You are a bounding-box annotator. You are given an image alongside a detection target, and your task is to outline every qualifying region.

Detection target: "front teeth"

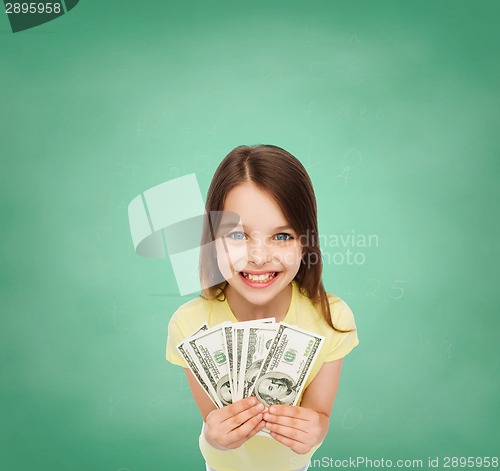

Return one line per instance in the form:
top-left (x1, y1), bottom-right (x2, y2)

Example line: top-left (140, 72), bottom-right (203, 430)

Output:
top-left (241, 272), bottom-right (277, 282)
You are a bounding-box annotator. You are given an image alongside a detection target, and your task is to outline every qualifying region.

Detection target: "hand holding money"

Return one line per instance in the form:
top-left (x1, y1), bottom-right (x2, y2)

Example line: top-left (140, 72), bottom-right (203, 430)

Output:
top-left (204, 397), bottom-right (266, 450)
top-left (263, 405), bottom-right (324, 454)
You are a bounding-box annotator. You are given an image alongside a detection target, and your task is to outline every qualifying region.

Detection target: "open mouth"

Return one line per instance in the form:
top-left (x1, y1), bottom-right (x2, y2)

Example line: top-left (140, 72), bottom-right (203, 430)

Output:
top-left (239, 272), bottom-right (278, 283)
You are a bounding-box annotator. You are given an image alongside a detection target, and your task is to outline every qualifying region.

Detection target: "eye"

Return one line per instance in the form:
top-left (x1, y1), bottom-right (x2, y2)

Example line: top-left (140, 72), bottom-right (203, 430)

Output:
top-left (226, 231), bottom-right (246, 240)
top-left (275, 233), bottom-right (294, 241)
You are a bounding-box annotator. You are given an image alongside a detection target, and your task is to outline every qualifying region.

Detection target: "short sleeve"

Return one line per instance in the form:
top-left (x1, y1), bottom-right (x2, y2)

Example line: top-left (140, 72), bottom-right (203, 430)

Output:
top-left (324, 296), bottom-right (359, 362)
top-left (166, 312), bottom-right (189, 368)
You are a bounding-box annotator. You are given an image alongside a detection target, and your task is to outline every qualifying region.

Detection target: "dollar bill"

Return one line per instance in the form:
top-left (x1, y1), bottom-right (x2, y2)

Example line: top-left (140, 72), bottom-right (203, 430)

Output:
top-left (251, 322), bottom-right (324, 407)
top-left (221, 325), bottom-right (234, 401)
top-left (176, 323), bottom-right (223, 408)
top-left (232, 326), bottom-right (245, 400)
top-left (241, 323), bottom-right (279, 398)
top-left (233, 318), bottom-right (276, 401)
top-left (188, 322), bottom-right (233, 406)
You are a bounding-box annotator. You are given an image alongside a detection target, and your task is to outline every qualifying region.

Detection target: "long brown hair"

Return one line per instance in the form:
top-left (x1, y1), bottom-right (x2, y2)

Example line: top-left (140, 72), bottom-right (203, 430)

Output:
top-left (199, 144), bottom-right (350, 332)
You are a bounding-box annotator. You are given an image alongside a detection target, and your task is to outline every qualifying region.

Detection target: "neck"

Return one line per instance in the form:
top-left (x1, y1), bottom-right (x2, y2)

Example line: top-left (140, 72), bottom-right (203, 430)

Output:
top-left (225, 283), bottom-right (292, 323)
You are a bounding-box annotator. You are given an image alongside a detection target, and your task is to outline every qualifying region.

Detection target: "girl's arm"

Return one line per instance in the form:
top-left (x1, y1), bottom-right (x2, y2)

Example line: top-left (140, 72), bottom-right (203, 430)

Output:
top-left (262, 358), bottom-right (344, 454)
top-left (184, 369), bottom-right (266, 449)
top-left (184, 368), bottom-right (218, 420)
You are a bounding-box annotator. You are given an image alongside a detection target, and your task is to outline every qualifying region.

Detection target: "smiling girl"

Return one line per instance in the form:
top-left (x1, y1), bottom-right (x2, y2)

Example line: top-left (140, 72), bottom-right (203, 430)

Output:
top-left (166, 144), bottom-right (359, 471)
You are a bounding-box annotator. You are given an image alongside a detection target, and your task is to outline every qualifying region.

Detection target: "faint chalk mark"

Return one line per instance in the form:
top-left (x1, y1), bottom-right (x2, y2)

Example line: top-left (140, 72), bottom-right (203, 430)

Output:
top-left (109, 395), bottom-right (129, 418)
top-left (341, 407), bottom-right (362, 430)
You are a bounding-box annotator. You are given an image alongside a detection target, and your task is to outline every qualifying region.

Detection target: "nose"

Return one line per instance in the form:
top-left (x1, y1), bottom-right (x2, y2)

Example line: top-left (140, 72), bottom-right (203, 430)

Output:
top-left (248, 239), bottom-right (272, 266)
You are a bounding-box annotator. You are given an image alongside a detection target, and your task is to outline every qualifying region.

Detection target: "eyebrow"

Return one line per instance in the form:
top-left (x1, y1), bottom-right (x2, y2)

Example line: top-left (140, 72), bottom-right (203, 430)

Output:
top-left (217, 223), bottom-right (242, 231)
top-left (274, 225), bottom-right (293, 231)
top-left (217, 223), bottom-right (293, 232)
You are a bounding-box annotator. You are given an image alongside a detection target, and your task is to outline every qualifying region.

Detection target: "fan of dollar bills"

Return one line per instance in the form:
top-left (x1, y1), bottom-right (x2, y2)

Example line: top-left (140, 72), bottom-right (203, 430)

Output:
top-left (177, 319), bottom-right (325, 409)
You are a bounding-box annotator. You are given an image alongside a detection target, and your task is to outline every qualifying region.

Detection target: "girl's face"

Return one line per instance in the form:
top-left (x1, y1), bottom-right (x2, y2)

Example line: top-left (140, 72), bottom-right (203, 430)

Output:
top-left (215, 182), bottom-right (303, 310)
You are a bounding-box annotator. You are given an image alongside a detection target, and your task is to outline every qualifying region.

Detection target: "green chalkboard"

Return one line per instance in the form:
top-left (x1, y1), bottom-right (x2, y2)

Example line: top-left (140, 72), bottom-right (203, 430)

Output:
top-left (1, 1), bottom-right (498, 470)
